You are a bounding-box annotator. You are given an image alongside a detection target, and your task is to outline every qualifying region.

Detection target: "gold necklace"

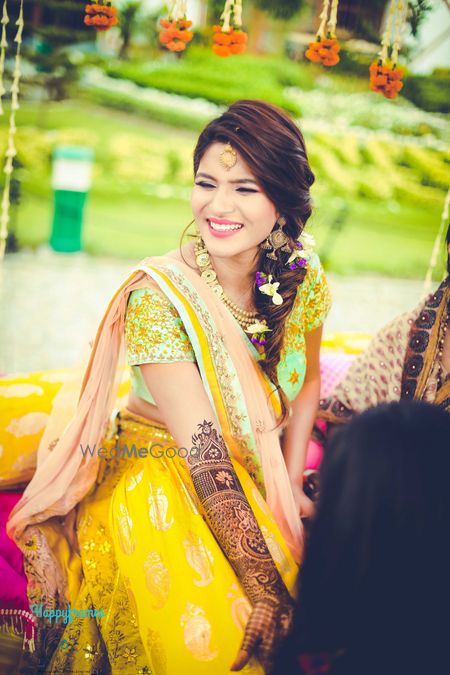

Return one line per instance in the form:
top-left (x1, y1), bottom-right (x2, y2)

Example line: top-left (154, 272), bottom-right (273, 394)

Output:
top-left (194, 239), bottom-right (262, 331)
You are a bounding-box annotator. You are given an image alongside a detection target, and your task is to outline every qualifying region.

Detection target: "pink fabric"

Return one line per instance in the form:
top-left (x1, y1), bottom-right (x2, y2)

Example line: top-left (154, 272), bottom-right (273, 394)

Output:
top-left (7, 257), bottom-right (303, 570)
top-left (0, 492), bottom-right (27, 611)
top-left (305, 353), bottom-right (354, 470)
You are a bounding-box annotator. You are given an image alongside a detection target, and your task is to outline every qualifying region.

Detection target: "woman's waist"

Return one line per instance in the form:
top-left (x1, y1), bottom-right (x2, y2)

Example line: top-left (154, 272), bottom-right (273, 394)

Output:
top-left (105, 406), bottom-right (175, 449)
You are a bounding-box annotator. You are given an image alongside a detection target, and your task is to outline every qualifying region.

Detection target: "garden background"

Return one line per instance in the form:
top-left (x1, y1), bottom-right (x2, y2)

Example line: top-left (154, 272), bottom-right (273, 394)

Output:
top-left (0, 0), bottom-right (449, 372)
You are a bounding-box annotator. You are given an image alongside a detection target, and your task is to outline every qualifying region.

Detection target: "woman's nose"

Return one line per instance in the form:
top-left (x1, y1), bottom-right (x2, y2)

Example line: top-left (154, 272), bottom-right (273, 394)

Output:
top-left (209, 186), bottom-right (234, 215)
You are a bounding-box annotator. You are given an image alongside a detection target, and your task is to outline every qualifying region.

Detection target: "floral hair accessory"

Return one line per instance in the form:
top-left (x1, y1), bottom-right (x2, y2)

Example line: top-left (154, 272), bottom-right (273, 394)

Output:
top-left (245, 320), bottom-right (272, 351)
top-left (255, 272), bottom-right (283, 305)
top-left (287, 232), bottom-right (315, 270)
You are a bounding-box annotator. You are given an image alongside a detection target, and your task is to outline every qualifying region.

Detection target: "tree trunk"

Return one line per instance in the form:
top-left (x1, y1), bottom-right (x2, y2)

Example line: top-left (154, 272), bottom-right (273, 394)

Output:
top-left (247, 6), bottom-right (268, 54)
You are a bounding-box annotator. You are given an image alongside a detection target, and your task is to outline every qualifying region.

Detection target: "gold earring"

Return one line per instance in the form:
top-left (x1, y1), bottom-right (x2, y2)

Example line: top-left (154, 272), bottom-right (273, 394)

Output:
top-left (192, 221), bottom-right (202, 243)
top-left (260, 217), bottom-right (291, 260)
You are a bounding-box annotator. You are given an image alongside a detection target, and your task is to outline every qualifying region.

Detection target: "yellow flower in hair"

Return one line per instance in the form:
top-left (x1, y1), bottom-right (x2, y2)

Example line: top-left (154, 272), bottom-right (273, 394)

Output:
top-left (258, 275), bottom-right (283, 305)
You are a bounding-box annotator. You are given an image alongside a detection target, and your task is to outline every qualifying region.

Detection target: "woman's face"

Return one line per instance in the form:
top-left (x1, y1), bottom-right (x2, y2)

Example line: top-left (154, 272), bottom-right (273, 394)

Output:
top-left (191, 142), bottom-right (278, 260)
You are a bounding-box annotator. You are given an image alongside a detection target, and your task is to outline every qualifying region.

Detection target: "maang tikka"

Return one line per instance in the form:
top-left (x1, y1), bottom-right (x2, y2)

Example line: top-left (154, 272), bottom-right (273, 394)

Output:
top-left (260, 216), bottom-right (292, 260)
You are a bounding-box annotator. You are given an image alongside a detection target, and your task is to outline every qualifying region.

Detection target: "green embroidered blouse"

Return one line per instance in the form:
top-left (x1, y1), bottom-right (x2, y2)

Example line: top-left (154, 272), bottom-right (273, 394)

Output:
top-left (125, 252), bottom-right (331, 404)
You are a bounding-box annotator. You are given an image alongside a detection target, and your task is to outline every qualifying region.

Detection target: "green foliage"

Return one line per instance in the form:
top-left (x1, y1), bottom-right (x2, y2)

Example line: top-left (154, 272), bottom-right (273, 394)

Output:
top-left (79, 87), bottom-right (208, 131)
top-left (1, 101), bottom-right (447, 278)
top-left (407, 0), bottom-right (433, 38)
top-left (403, 73), bottom-right (450, 113)
top-left (118, 1), bottom-right (142, 59)
top-left (335, 46), bottom-right (376, 78)
top-left (253, 0), bottom-right (306, 20)
top-left (103, 48), bottom-right (311, 114)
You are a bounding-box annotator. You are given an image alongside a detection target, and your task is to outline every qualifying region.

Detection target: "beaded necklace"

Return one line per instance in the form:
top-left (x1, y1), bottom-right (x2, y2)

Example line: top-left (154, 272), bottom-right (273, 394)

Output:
top-left (194, 239), bottom-right (267, 333)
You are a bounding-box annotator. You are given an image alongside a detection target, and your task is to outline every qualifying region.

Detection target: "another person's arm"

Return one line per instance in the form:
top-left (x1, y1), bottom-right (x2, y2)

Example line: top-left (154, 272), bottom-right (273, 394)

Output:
top-left (139, 359), bottom-right (294, 671)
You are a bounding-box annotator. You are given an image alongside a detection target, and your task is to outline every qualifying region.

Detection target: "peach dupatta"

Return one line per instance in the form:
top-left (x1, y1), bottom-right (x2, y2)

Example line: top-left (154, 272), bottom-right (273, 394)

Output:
top-left (7, 256), bottom-right (302, 605)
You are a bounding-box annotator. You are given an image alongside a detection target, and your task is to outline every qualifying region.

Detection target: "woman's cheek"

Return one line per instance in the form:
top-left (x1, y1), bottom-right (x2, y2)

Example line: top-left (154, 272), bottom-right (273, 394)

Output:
top-left (191, 189), bottom-right (208, 218)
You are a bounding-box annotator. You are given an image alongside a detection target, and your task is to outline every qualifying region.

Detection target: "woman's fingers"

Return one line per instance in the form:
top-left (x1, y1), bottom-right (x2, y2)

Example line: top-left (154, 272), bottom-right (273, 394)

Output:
top-left (299, 490), bottom-right (315, 519)
top-left (230, 648), bottom-right (252, 671)
top-left (230, 615), bottom-right (262, 670)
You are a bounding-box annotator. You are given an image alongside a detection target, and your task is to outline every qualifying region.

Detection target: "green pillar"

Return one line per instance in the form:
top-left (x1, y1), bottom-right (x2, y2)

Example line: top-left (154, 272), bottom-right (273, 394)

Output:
top-left (50, 145), bottom-right (94, 253)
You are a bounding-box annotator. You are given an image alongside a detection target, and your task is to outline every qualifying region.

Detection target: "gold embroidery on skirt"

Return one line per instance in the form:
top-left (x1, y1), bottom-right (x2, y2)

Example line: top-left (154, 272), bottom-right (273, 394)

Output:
top-left (260, 524), bottom-right (291, 576)
top-left (126, 467), bottom-right (144, 491)
top-left (144, 551), bottom-right (171, 609)
top-left (117, 502), bottom-right (136, 555)
top-left (251, 487), bottom-right (272, 518)
top-left (183, 530), bottom-right (215, 587)
top-left (146, 628), bottom-right (168, 675)
top-left (147, 484), bottom-right (174, 530)
top-left (180, 603), bottom-right (218, 661)
top-left (227, 583), bottom-right (252, 631)
top-left (123, 575), bottom-right (139, 623)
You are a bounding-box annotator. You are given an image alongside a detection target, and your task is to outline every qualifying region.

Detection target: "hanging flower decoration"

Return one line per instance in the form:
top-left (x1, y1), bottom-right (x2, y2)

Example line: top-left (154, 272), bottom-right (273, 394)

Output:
top-left (305, 0), bottom-right (340, 67)
top-left (159, 1), bottom-right (193, 52)
top-left (84, 2), bottom-right (119, 32)
top-left (212, 0), bottom-right (247, 58)
top-left (370, 0), bottom-right (407, 99)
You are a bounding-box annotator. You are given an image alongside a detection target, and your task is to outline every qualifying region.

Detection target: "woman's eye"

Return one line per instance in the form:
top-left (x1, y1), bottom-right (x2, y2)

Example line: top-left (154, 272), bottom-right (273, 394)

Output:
top-left (195, 181), bottom-right (215, 189)
top-left (195, 180), bottom-right (258, 193)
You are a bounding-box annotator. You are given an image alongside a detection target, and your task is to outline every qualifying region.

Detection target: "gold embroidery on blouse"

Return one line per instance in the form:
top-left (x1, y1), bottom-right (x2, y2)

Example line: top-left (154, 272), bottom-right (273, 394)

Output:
top-left (144, 551), bottom-right (171, 609)
top-left (281, 254), bottom-right (332, 364)
top-left (180, 603), bottom-right (218, 661)
top-left (125, 287), bottom-right (195, 365)
top-left (183, 531), bottom-right (215, 587)
top-left (288, 369), bottom-right (300, 385)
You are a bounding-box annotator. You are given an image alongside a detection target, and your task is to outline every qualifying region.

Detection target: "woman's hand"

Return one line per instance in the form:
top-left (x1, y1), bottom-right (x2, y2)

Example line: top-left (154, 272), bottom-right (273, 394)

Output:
top-left (291, 479), bottom-right (315, 519)
top-left (230, 592), bottom-right (295, 672)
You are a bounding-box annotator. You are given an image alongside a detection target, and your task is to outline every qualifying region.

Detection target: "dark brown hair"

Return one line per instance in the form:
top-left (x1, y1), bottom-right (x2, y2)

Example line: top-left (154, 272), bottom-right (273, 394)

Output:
top-left (191, 99), bottom-right (315, 427)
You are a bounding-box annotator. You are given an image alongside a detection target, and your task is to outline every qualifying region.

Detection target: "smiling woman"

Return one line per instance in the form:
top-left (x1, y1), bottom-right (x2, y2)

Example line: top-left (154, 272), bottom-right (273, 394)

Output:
top-left (7, 100), bottom-right (331, 674)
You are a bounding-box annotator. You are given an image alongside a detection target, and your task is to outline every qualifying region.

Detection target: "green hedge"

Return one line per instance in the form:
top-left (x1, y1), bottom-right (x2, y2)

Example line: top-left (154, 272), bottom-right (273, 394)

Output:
top-left (403, 73), bottom-right (450, 114)
top-left (79, 87), bottom-right (209, 131)
top-left (104, 48), bottom-right (307, 116)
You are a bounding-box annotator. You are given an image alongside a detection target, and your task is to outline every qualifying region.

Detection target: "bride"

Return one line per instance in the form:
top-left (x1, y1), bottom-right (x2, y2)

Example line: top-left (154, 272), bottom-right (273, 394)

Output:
top-left (7, 99), bottom-right (331, 674)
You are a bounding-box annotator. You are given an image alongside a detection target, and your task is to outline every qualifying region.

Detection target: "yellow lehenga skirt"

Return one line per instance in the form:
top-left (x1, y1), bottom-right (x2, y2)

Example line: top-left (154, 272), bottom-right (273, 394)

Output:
top-left (47, 409), bottom-right (298, 675)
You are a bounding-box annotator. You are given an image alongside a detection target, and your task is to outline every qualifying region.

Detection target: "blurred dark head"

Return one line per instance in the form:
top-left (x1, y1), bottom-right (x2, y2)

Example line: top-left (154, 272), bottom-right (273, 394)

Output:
top-left (446, 221), bottom-right (450, 275)
top-left (279, 402), bottom-right (450, 675)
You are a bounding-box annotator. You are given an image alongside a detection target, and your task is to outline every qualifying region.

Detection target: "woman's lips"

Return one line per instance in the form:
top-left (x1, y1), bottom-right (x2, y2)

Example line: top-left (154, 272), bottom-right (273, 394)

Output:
top-left (207, 218), bottom-right (244, 238)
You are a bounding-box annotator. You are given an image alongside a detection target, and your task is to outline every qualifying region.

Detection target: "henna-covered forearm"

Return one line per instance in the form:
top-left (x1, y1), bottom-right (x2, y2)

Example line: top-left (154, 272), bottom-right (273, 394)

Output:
top-left (188, 419), bottom-right (289, 606)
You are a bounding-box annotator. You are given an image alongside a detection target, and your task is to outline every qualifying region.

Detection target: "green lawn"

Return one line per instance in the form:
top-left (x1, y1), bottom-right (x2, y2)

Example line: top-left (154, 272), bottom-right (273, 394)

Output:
top-left (4, 100), bottom-right (447, 279)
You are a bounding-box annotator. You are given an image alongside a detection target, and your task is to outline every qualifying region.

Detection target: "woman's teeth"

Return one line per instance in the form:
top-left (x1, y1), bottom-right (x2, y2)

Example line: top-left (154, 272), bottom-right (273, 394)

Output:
top-left (208, 221), bottom-right (243, 231)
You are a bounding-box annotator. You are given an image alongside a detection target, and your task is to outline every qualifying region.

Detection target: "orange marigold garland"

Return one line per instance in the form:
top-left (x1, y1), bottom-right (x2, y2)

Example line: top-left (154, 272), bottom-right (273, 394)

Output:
top-left (84, 2), bottom-right (119, 32)
top-left (212, 0), bottom-right (247, 58)
top-left (370, 0), bottom-right (407, 99)
top-left (306, 0), bottom-right (340, 67)
top-left (159, 1), bottom-right (193, 52)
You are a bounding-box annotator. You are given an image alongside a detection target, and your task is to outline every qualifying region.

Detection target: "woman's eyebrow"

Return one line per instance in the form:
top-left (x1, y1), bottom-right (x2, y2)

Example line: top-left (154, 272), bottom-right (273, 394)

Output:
top-left (196, 172), bottom-right (258, 185)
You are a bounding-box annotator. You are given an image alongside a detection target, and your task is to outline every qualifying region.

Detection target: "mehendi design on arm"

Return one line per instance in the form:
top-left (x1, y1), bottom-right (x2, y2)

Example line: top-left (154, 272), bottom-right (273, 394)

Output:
top-left (188, 419), bottom-right (288, 605)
